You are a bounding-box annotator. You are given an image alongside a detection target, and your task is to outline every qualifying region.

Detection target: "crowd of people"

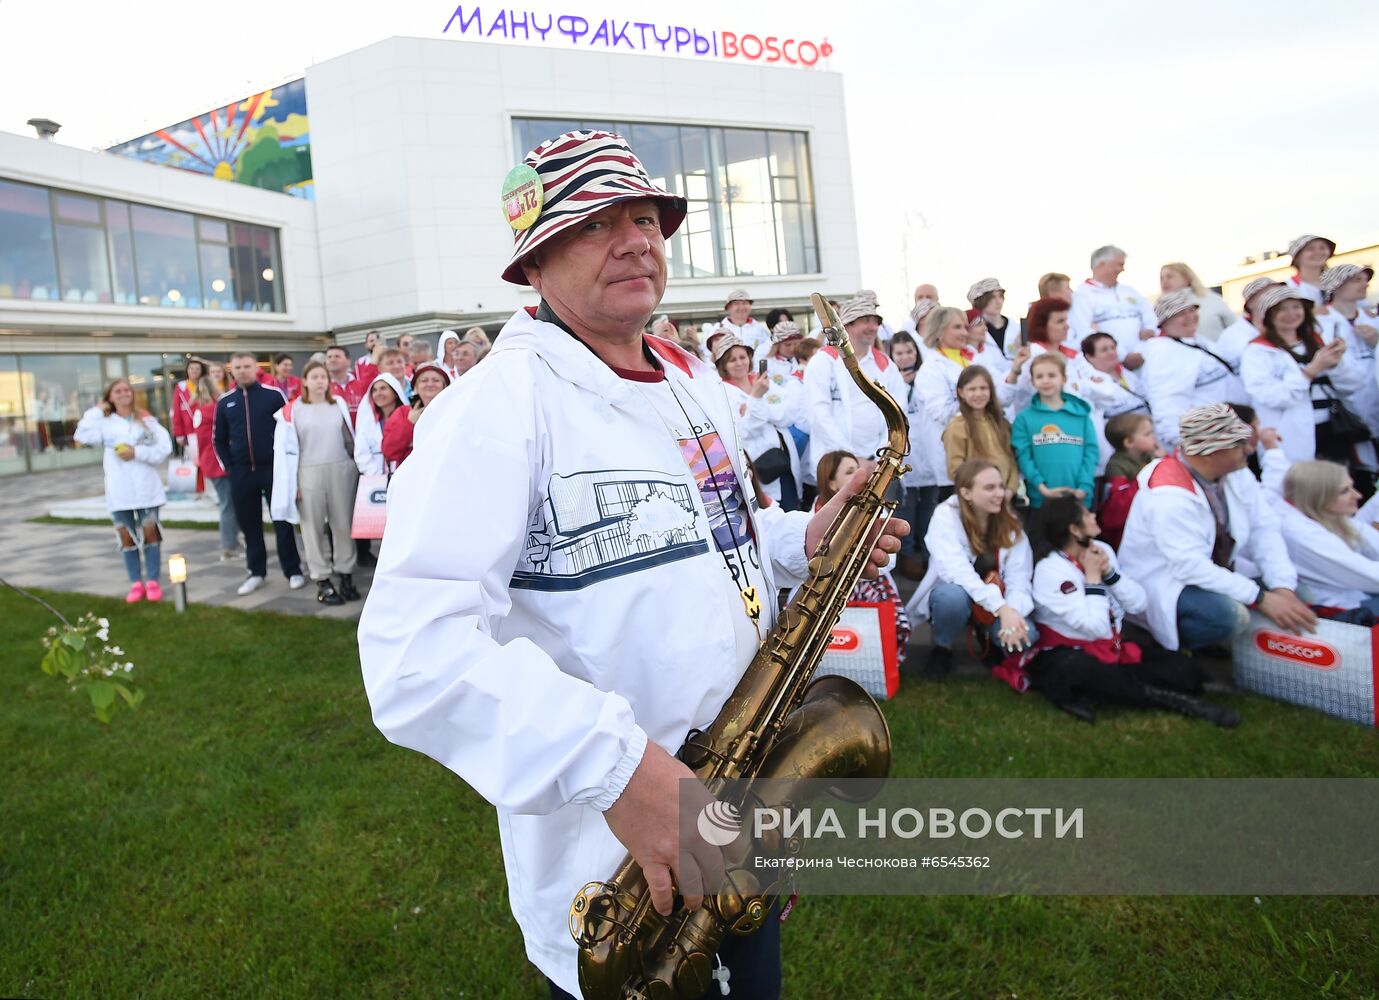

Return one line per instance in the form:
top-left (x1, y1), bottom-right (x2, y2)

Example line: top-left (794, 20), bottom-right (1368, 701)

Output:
top-left (80, 326), bottom-right (493, 607)
top-left (639, 238), bottom-right (1379, 726)
top-left (80, 226), bottom-right (1379, 726)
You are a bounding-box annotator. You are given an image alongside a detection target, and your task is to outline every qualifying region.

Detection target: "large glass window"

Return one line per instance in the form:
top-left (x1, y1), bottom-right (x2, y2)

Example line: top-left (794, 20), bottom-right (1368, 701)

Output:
top-left (512, 119), bottom-right (820, 278)
top-left (0, 178), bottom-right (287, 312)
top-left (125, 354), bottom-right (172, 425)
top-left (0, 179), bottom-right (58, 301)
top-left (19, 354), bottom-right (104, 471)
top-left (55, 192), bottom-right (113, 304)
top-left (0, 355), bottom-right (28, 476)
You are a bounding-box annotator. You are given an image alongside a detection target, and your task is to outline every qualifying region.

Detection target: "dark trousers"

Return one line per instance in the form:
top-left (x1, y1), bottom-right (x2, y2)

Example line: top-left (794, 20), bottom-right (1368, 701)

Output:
top-left (229, 466), bottom-right (302, 579)
top-left (547, 905), bottom-right (782, 1000)
top-left (1026, 644), bottom-right (1203, 708)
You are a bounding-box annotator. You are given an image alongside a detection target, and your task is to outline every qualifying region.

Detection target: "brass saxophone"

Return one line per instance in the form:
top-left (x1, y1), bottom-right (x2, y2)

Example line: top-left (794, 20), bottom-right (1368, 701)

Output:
top-left (568, 293), bottom-right (910, 999)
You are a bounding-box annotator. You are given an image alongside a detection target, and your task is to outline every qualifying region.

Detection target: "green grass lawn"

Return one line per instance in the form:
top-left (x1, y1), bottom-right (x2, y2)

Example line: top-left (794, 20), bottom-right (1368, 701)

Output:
top-left (2, 588), bottom-right (1377, 998)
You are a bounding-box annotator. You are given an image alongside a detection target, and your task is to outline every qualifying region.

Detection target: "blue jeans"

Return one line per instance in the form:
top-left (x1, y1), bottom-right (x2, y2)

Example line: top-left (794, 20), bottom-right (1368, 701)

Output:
top-left (928, 582), bottom-right (1040, 650)
top-left (896, 487), bottom-right (922, 556)
top-left (111, 507), bottom-right (161, 584)
top-left (1176, 585), bottom-right (1248, 649)
top-left (210, 476), bottom-right (240, 551)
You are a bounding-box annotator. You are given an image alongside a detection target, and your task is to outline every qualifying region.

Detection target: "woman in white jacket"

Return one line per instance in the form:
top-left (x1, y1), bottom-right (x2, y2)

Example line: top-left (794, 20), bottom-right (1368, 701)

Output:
top-left (1139, 290), bottom-right (1236, 452)
top-left (1241, 284), bottom-right (1364, 467)
top-left (1078, 332), bottom-right (1151, 472)
top-left (74, 378), bottom-right (173, 603)
top-left (1027, 495), bottom-right (1238, 726)
top-left (1277, 460), bottom-right (1379, 624)
top-left (271, 360), bottom-right (359, 605)
top-left (353, 372), bottom-right (408, 476)
top-left (716, 334), bottom-right (803, 510)
top-left (905, 459), bottom-right (1036, 680)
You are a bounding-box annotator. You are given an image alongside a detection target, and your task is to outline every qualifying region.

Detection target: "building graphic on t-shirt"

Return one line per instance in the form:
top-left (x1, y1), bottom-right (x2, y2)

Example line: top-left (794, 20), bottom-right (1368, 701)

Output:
top-left (513, 468), bottom-right (707, 591)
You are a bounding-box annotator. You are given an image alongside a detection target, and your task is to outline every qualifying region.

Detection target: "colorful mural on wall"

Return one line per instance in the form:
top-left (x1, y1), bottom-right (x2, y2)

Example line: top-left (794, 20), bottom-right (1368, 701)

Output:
top-left (107, 79), bottom-right (313, 200)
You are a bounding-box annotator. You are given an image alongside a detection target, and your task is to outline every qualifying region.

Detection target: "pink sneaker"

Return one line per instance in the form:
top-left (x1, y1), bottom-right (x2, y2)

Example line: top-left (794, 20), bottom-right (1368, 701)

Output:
top-left (125, 582), bottom-right (146, 603)
top-left (145, 580), bottom-right (163, 602)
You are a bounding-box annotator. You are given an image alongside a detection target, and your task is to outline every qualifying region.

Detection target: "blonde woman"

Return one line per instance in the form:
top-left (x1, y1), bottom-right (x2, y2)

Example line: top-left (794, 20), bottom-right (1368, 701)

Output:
top-left (1159, 261), bottom-right (1237, 343)
top-left (1275, 460), bottom-right (1379, 623)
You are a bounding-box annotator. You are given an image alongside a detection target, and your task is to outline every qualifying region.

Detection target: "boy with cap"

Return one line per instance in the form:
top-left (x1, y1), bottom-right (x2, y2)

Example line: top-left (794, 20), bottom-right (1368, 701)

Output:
top-left (1118, 403), bottom-right (1314, 651)
top-left (357, 130), bottom-right (906, 999)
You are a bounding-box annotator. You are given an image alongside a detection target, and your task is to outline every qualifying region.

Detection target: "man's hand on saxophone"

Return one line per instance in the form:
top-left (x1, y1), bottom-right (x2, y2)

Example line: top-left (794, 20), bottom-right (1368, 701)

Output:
top-left (602, 741), bottom-right (727, 916)
top-left (807, 461), bottom-right (911, 578)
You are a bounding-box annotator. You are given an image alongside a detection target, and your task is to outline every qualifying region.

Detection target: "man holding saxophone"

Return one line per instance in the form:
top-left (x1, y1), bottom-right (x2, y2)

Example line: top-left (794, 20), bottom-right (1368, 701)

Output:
top-left (358, 130), bottom-right (906, 999)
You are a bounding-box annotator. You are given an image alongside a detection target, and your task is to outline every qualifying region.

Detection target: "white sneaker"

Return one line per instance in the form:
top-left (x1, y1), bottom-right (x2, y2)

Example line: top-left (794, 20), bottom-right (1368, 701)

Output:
top-left (237, 575), bottom-right (265, 596)
top-left (288, 574), bottom-right (306, 590)
top-left (220, 548), bottom-right (243, 563)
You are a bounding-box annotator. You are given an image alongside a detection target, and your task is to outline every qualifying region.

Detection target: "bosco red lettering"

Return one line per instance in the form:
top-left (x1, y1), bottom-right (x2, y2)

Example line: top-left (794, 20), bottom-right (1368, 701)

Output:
top-left (763, 35), bottom-right (781, 62)
top-left (829, 628), bottom-right (861, 652)
top-left (1254, 630), bottom-right (1339, 669)
top-left (721, 30), bottom-right (738, 58)
top-left (796, 39), bottom-right (818, 65)
top-left (782, 38), bottom-right (797, 64)
top-left (740, 33), bottom-right (763, 59)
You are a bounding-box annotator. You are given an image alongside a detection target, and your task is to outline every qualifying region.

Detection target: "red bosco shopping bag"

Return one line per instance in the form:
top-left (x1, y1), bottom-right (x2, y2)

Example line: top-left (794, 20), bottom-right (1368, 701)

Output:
top-left (815, 601), bottom-right (900, 700)
top-left (166, 456), bottom-right (198, 496)
top-left (1232, 612), bottom-right (1378, 727)
top-left (351, 473), bottom-right (389, 540)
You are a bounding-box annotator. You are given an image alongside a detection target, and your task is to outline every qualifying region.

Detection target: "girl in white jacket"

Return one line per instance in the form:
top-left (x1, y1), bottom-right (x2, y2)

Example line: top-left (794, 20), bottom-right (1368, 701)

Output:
top-left (1241, 284), bottom-right (1364, 466)
top-left (905, 459), bottom-right (1036, 680)
top-left (74, 378), bottom-right (173, 603)
top-left (1026, 496), bottom-right (1238, 726)
top-left (1277, 460), bottom-right (1379, 624)
top-left (271, 361), bottom-right (359, 605)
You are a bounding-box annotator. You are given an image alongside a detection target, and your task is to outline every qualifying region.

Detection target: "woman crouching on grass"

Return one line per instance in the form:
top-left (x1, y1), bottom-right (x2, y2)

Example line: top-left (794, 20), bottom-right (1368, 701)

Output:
top-left (74, 378), bottom-right (173, 603)
top-left (1026, 495), bottom-right (1239, 726)
top-left (906, 459), bottom-right (1036, 680)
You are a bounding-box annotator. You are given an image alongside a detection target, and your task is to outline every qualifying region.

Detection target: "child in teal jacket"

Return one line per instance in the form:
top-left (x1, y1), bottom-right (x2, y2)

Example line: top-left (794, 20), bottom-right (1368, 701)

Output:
top-left (1011, 353), bottom-right (1099, 508)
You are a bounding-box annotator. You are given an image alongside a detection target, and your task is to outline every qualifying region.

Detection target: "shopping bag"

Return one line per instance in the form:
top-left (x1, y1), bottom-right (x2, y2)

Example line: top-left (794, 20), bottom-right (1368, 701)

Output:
top-left (351, 473), bottom-right (389, 539)
top-left (815, 601), bottom-right (900, 700)
top-left (1232, 612), bottom-right (1376, 727)
top-left (166, 457), bottom-right (198, 497)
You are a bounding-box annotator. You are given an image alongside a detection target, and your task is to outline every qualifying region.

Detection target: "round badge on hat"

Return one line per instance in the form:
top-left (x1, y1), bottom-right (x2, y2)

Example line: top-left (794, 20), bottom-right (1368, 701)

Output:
top-left (501, 163), bottom-right (543, 232)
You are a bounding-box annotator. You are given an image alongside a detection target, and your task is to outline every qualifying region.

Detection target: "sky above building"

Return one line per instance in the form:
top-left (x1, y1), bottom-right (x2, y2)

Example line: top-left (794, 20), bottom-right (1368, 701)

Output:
top-left (3, 0), bottom-right (1377, 319)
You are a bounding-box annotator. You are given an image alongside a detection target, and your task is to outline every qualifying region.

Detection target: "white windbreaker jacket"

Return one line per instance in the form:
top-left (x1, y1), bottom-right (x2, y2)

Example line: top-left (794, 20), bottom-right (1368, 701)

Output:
top-left (1317, 308), bottom-right (1379, 436)
top-left (356, 308), bottom-right (811, 995)
top-left (1032, 542), bottom-right (1147, 639)
top-left (1069, 279), bottom-right (1158, 355)
top-left (803, 343), bottom-right (907, 476)
top-left (1139, 334), bottom-right (1235, 451)
top-left (352, 372), bottom-right (408, 476)
top-left (722, 379), bottom-right (802, 505)
top-left (905, 496), bottom-right (1034, 623)
top-left (269, 396), bottom-right (355, 524)
top-left (1240, 333), bottom-right (1365, 464)
top-left (1268, 499), bottom-right (1379, 611)
top-left (913, 350), bottom-right (1017, 488)
top-left (1118, 455), bottom-right (1297, 649)
top-left (74, 407), bottom-right (173, 512)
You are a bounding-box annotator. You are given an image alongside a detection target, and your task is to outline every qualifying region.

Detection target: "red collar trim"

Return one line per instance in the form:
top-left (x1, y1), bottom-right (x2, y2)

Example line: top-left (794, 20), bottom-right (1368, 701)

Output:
top-left (872, 346), bottom-right (891, 370)
top-left (1058, 344), bottom-right (1078, 358)
top-left (610, 364), bottom-right (665, 383)
top-left (645, 335), bottom-right (694, 378)
top-left (1146, 454), bottom-right (1198, 494)
top-left (1249, 335), bottom-right (1275, 348)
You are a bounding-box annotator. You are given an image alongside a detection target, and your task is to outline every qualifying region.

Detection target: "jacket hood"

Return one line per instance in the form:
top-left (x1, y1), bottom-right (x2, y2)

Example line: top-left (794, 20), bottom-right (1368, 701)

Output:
top-left (437, 329), bottom-right (462, 362)
top-left (367, 371), bottom-right (408, 419)
top-left (1029, 391), bottom-right (1091, 417)
top-left (488, 306), bottom-right (714, 399)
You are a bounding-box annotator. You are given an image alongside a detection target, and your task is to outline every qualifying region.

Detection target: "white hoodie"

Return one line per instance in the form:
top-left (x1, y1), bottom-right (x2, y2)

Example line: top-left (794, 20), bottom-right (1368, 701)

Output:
top-left (356, 308), bottom-right (811, 995)
top-left (437, 330), bottom-right (463, 382)
top-left (353, 372), bottom-right (409, 476)
top-left (74, 407), bottom-right (173, 512)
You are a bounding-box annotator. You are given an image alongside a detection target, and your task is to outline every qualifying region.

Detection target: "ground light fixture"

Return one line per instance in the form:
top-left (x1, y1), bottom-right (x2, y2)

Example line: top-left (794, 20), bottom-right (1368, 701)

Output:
top-left (168, 553), bottom-right (188, 613)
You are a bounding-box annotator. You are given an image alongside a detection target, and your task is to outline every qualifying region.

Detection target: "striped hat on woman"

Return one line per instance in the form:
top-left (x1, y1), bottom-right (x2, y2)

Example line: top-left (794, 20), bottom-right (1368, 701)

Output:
top-left (1253, 283), bottom-right (1310, 321)
top-left (500, 130), bottom-right (687, 285)
top-left (1287, 234), bottom-right (1336, 260)
top-left (1320, 263), bottom-right (1375, 296)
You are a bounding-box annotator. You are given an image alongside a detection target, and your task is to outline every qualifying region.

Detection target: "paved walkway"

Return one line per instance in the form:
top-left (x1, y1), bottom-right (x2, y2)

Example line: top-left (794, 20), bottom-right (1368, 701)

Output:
top-left (1, 467), bottom-right (371, 620)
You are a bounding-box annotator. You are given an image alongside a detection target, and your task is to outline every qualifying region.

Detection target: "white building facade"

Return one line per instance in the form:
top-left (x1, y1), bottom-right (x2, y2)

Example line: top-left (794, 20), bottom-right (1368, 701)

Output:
top-left (0, 35), bottom-right (860, 476)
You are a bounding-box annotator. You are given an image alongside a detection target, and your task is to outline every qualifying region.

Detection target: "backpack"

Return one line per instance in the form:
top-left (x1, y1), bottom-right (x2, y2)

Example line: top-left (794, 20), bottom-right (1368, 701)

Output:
top-left (1098, 475), bottom-right (1137, 551)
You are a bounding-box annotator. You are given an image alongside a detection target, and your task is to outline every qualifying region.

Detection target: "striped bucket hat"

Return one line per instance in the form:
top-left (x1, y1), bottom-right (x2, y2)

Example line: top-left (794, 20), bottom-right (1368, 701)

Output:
top-left (1153, 289), bottom-right (1199, 325)
top-left (1179, 403), bottom-right (1252, 456)
top-left (500, 130), bottom-right (688, 286)
top-left (1287, 234), bottom-right (1336, 260)
top-left (1253, 284), bottom-right (1309, 320)
top-left (965, 277), bottom-right (1003, 305)
top-left (1320, 263), bottom-right (1375, 295)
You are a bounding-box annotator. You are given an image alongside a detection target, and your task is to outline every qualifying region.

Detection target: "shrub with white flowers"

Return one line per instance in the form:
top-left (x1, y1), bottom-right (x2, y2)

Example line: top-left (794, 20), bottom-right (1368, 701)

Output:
top-left (3, 577), bottom-right (145, 723)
